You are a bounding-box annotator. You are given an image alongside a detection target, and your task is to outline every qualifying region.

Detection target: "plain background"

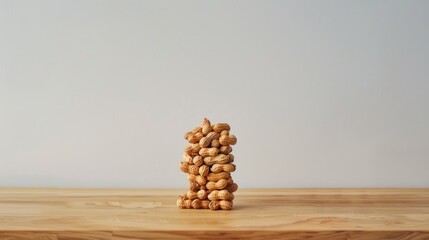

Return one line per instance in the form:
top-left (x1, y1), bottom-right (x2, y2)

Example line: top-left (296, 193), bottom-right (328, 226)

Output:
top-left (1, 0), bottom-right (428, 188)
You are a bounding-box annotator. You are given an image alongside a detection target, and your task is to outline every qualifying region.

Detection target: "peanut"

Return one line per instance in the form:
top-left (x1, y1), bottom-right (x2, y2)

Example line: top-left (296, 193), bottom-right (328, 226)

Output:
top-left (191, 199), bottom-right (202, 209)
top-left (195, 175), bottom-right (207, 186)
top-left (201, 200), bottom-right (210, 209)
top-left (189, 181), bottom-right (199, 191)
top-left (188, 165), bottom-right (199, 175)
top-left (208, 200), bottom-right (219, 210)
top-left (220, 130), bottom-right (229, 136)
top-left (207, 172), bottom-right (230, 181)
top-left (192, 127), bottom-right (202, 134)
top-left (184, 199), bottom-right (192, 208)
top-left (203, 154), bottom-right (230, 165)
top-left (210, 163), bottom-right (236, 173)
top-left (184, 130), bottom-right (193, 140)
top-left (219, 200), bottom-right (233, 210)
top-left (202, 118), bottom-right (211, 136)
top-left (187, 190), bottom-right (198, 200)
top-left (188, 174), bottom-right (207, 185)
top-left (219, 135), bottom-right (237, 146)
top-left (197, 189), bottom-right (209, 199)
top-left (219, 145), bottom-right (232, 154)
top-left (198, 165), bottom-right (209, 177)
top-left (206, 179), bottom-right (229, 190)
top-left (208, 190), bottom-right (235, 201)
top-left (180, 161), bottom-right (189, 173)
top-left (208, 200), bottom-right (233, 210)
top-left (178, 196), bottom-right (210, 209)
top-left (219, 135), bottom-right (229, 145)
top-left (181, 162), bottom-right (204, 175)
top-left (211, 139), bottom-right (220, 148)
top-left (182, 153), bottom-right (193, 164)
top-left (199, 148), bottom-right (219, 157)
top-left (187, 174), bottom-right (197, 182)
top-left (192, 156), bottom-right (203, 167)
top-left (226, 183), bottom-right (238, 192)
top-left (177, 198), bottom-right (186, 208)
top-left (185, 127), bottom-right (203, 143)
top-left (187, 132), bottom-right (203, 143)
top-left (185, 143), bottom-right (201, 154)
top-left (199, 132), bottom-right (220, 148)
top-left (213, 123), bottom-right (230, 133)
top-left (177, 198), bottom-right (192, 209)
top-left (228, 135), bottom-right (237, 145)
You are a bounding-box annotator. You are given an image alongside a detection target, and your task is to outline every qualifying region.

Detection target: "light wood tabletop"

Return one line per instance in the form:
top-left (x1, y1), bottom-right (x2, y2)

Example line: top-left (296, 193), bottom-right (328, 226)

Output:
top-left (0, 188), bottom-right (428, 239)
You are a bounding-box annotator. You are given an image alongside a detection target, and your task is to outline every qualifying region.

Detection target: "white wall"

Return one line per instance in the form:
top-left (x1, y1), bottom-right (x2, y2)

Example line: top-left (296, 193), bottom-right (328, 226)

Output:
top-left (1, 0), bottom-right (428, 188)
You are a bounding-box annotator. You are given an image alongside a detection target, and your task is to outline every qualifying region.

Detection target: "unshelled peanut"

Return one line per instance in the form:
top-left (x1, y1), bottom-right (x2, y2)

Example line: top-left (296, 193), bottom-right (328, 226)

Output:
top-left (203, 154), bottom-right (230, 165)
top-left (202, 118), bottom-right (211, 136)
top-left (206, 179), bottom-right (229, 190)
top-left (210, 163), bottom-right (236, 173)
top-left (213, 123), bottom-right (230, 133)
top-left (199, 148), bottom-right (219, 157)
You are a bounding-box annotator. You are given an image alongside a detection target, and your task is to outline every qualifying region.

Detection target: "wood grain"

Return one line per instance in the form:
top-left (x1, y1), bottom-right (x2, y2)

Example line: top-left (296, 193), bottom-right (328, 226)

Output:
top-left (0, 188), bottom-right (428, 239)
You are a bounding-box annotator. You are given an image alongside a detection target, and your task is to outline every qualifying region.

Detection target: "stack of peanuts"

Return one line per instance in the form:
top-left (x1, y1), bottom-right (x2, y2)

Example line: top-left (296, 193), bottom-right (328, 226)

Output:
top-left (177, 118), bottom-right (238, 210)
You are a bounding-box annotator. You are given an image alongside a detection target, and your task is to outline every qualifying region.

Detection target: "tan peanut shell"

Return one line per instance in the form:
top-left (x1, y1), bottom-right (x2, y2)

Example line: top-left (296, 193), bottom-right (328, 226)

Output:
top-left (201, 200), bottom-right (210, 209)
top-left (207, 172), bottom-right (230, 181)
top-left (189, 181), bottom-right (199, 191)
top-left (219, 135), bottom-right (229, 146)
top-left (209, 200), bottom-right (219, 210)
top-left (197, 189), bottom-right (209, 199)
top-left (198, 165), bottom-right (209, 177)
top-left (204, 154), bottom-right (230, 165)
top-left (228, 135), bottom-right (237, 145)
top-left (202, 118), bottom-right (211, 136)
top-left (213, 123), bottom-right (230, 133)
top-left (186, 190), bottom-right (198, 200)
top-left (226, 183), bottom-right (238, 192)
top-left (199, 148), bottom-right (219, 157)
top-left (180, 161), bottom-right (189, 173)
top-left (210, 163), bottom-right (236, 173)
top-left (208, 199), bottom-right (232, 210)
top-left (192, 127), bottom-right (202, 134)
top-left (187, 174), bottom-right (197, 182)
top-left (188, 165), bottom-right (199, 175)
top-left (195, 175), bottom-right (207, 186)
top-left (199, 132), bottom-right (220, 148)
top-left (184, 131), bottom-right (192, 140)
top-left (208, 190), bottom-right (235, 201)
top-left (184, 199), bottom-right (192, 208)
top-left (189, 143), bottom-right (202, 153)
top-left (219, 145), bottom-right (232, 154)
top-left (219, 135), bottom-right (237, 146)
top-left (211, 139), bottom-right (220, 148)
top-left (206, 179), bottom-right (229, 190)
top-left (187, 132), bottom-right (203, 143)
top-left (219, 200), bottom-right (233, 210)
top-left (182, 153), bottom-right (193, 164)
top-left (192, 156), bottom-right (203, 166)
top-left (191, 199), bottom-right (202, 209)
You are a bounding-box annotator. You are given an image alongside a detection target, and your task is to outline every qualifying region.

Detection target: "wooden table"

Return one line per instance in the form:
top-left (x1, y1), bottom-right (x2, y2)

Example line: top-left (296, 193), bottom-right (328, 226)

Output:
top-left (0, 188), bottom-right (428, 239)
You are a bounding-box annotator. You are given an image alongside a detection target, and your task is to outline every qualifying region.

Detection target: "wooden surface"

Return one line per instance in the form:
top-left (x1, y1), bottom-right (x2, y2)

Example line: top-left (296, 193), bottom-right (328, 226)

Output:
top-left (0, 188), bottom-right (428, 239)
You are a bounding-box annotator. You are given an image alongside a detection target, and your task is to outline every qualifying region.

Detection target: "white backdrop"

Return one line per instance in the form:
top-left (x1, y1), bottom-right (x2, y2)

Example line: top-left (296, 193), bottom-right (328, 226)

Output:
top-left (1, 0), bottom-right (428, 188)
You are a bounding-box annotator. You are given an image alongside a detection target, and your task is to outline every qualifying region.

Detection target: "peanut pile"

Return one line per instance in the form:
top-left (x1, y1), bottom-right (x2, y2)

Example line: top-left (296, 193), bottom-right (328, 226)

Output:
top-left (177, 118), bottom-right (238, 210)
